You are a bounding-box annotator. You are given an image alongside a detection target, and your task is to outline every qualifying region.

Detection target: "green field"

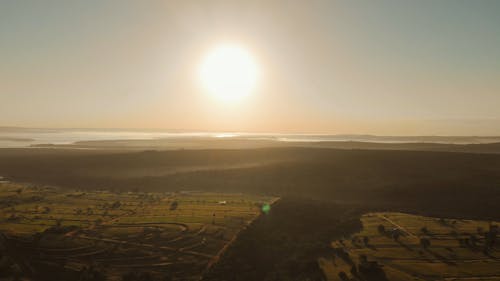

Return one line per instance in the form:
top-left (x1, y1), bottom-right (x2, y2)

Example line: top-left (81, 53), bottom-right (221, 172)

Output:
top-left (320, 212), bottom-right (500, 281)
top-left (0, 182), bottom-right (277, 280)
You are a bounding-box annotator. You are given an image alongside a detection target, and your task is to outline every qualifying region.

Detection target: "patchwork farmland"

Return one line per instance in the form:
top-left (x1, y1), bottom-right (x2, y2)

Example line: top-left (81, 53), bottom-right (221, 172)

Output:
top-left (0, 182), bottom-right (276, 280)
top-left (320, 212), bottom-right (500, 281)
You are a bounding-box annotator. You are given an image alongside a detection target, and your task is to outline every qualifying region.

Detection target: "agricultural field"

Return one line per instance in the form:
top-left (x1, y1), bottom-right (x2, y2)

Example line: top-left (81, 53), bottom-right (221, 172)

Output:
top-left (320, 212), bottom-right (500, 281)
top-left (0, 181), bottom-right (277, 280)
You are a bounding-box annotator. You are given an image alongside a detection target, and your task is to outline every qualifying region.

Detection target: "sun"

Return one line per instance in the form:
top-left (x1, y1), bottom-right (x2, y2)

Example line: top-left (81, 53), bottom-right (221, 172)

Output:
top-left (199, 44), bottom-right (259, 102)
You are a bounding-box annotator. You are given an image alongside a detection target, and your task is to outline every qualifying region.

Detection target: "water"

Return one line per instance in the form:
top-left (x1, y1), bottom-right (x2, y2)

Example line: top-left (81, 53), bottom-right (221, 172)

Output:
top-left (0, 129), bottom-right (215, 148)
top-left (1, 128), bottom-right (500, 148)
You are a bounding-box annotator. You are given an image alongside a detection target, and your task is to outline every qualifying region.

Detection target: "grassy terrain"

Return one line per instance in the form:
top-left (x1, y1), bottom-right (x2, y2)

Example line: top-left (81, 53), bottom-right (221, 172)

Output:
top-left (0, 182), bottom-right (276, 281)
top-left (321, 212), bottom-right (500, 281)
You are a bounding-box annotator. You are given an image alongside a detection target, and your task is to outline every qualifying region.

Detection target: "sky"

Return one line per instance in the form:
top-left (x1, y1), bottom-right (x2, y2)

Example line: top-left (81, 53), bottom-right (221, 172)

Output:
top-left (1, 0), bottom-right (500, 135)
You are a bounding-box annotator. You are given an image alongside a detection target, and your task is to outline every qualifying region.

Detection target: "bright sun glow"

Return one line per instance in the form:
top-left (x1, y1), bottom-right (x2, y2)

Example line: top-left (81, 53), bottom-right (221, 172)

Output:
top-left (199, 44), bottom-right (258, 102)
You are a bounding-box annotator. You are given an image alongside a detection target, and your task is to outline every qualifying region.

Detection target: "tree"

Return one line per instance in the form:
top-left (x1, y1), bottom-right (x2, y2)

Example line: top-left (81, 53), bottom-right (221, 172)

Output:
top-left (363, 236), bottom-right (370, 246)
top-left (377, 224), bottom-right (386, 234)
top-left (470, 235), bottom-right (478, 247)
top-left (485, 225), bottom-right (498, 249)
top-left (392, 231), bottom-right (400, 241)
top-left (420, 227), bottom-right (429, 235)
top-left (477, 227), bottom-right (484, 235)
top-left (338, 271), bottom-right (349, 281)
top-left (458, 238), bottom-right (465, 247)
top-left (350, 265), bottom-right (358, 276)
top-left (111, 201), bottom-right (121, 209)
top-left (122, 272), bottom-right (153, 281)
top-left (359, 254), bottom-right (368, 264)
top-left (78, 266), bottom-right (105, 281)
top-left (351, 237), bottom-right (358, 245)
top-left (169, 201), bottom-right (178, 211)
top-left (420, 238), bottom-right (431, 249)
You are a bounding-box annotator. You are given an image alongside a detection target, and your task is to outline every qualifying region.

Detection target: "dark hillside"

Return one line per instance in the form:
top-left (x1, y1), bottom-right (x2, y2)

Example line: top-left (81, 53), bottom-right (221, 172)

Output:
top-left (1, 148), bottom-right (500, 219)
top-left (202, 197), bottom-right (362, 281)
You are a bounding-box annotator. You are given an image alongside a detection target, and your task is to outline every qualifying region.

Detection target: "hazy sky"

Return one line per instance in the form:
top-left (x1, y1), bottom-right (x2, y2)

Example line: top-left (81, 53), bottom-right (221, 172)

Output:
top-left (1, 0), bottom-right (500, 135)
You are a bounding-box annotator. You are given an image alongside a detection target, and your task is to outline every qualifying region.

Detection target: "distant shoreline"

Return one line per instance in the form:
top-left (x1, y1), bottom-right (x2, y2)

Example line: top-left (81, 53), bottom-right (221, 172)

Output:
top-left (15, 138), bottom-right (500, 155)
top-left (2, 128), bottom-right (500, 149)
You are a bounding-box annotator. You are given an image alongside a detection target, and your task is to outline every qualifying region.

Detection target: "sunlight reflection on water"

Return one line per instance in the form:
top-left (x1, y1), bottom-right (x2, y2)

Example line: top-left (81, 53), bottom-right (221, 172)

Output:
top-left (1, 129), bottom-right (500, 148)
